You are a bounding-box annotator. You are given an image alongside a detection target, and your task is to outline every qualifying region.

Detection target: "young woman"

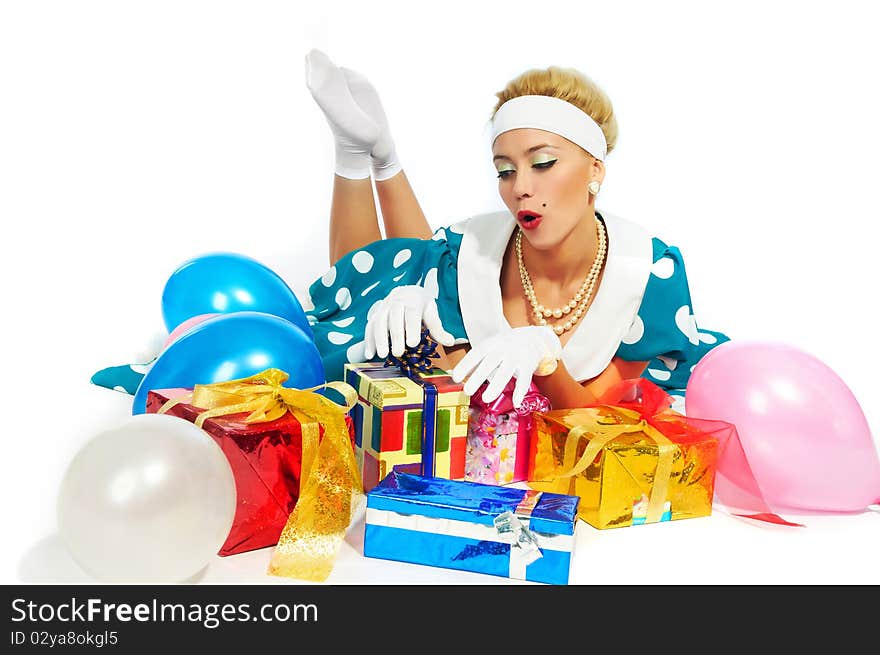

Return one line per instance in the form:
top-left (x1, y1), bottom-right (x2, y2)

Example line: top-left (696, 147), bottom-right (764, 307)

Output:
top-left (303, 50), bottom-right (727, 410)
top-left (91, 51), bottom-right (726, 412)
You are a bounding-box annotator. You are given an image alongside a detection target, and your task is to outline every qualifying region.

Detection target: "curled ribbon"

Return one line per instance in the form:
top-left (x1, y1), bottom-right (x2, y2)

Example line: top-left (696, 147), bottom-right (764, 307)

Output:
top-left (494, 512), bottom-right (543, 567)
top-left (383, 327), bottom-right (440, 376)
top-left (158, 368), bottom-right (364, 581)
top-left (494, 490), bottom-right (545, 574)
top-left (472, 379), bottom-right (551, 424)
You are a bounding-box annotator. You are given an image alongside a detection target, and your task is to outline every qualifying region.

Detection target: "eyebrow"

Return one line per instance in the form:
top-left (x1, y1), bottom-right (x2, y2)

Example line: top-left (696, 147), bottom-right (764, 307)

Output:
top-left (492, 144), bottom-right (559, 162)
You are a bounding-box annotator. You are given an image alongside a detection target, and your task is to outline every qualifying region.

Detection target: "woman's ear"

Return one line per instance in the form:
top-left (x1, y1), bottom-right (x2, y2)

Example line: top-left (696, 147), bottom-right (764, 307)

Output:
top-left (591, 157), bottom-right (606, 185)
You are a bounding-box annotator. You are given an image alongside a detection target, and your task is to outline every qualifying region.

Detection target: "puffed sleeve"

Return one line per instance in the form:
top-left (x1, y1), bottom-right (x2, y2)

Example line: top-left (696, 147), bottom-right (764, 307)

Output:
top-left (615, 237), bottom-right (729, 391)
top-left (306, 226), bottom-right (467, 383)
top-left (426, 224), bottom-right (468, 345)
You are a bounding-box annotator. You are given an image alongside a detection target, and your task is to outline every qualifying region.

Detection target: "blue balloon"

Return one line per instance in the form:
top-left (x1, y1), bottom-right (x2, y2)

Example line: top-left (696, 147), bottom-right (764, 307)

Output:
top-left (161, 252), bottom-right (312, 337)
top-left (133, 311), bottom-right (325, 414)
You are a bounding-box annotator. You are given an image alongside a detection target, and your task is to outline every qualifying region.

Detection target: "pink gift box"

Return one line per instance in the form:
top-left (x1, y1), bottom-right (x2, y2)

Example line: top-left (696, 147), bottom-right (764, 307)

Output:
top-left (465, 380), bottom-right (550, 486)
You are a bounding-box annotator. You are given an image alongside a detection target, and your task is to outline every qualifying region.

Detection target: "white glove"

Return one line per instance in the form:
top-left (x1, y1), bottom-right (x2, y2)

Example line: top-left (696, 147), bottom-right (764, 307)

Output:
top-left (341, 67), bottom-right (401, 182)
top-left (305, 49), bottom-right (379, 180)
top-left (451, 326), bottom-right (562, 408)
top-left (363, 285), bottom-right (455, 359)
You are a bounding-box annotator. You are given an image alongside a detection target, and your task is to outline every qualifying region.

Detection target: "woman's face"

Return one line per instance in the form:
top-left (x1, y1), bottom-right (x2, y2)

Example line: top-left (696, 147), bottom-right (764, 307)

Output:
top-left (492, 128), bottom-right (603, 250)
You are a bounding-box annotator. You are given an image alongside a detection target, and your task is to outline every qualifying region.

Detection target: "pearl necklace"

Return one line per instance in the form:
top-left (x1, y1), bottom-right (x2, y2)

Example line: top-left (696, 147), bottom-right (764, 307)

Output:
top-left (515, 216), bottom-right (608, 336)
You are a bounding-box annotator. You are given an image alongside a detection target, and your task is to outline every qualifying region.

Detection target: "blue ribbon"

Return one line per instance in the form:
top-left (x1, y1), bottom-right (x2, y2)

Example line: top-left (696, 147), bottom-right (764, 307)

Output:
top-left (383, 328), bottom-right (440, 376)
top-left (385, 329), bottom-right (442, 478)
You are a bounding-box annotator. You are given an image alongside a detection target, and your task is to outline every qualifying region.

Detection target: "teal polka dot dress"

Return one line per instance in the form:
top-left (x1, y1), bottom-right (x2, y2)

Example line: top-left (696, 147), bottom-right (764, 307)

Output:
top-left (91, 213), bottom-right (727, 408)
top-left (615, 237), bottom-right (729, 398)
top-left (308, 220), bottom-right (728, 394)
top-left (305, 227), bottom-right (469, 383)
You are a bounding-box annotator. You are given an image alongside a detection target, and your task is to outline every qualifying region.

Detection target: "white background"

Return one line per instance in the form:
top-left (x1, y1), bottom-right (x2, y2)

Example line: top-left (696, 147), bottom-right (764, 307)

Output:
top-left (2, 1), bottom-right (879, 585)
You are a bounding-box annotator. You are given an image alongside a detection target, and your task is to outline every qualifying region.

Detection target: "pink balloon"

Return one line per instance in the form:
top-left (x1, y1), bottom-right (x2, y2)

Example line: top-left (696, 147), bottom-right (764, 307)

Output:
top-left (686, 340), bottom-right (880, 512)
top-left (161, 313), bottom-right (219, 350)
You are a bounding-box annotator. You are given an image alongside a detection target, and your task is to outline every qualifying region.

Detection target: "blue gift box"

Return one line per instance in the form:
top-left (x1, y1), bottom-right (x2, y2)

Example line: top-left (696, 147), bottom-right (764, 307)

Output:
top-left (364, 471), bottom-right (579, 584)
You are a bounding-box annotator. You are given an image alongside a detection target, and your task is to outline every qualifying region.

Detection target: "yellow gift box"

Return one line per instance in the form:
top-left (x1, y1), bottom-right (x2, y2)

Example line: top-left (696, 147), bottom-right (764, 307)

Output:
top-left (527, 404), bottom-right (719, 529)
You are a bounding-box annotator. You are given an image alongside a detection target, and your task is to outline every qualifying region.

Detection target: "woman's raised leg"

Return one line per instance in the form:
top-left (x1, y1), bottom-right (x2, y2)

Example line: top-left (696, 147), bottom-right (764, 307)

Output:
top-left (308, 50), bottom-right (434, 262)
top-left (328, 176), bottom-right (381, 264)
top-left (341, 67), bottom-right (434, 240)
top-left (306, 49), bottom-right (385, 263)
top-left (374, 172), bottom-right (433, 240)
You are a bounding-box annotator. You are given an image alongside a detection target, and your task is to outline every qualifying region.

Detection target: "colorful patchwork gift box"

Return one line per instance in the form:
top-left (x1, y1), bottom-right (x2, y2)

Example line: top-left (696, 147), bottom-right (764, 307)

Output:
top-left (364, 471), bottom-right (579, 584)
top-left (528, 379), bottom-right (722, 529)
top-left (344, 361), bottom-right (469, 491)
top-left (465, 380), bottom-right (550, 486)
top-left (146, 371), bottom-right (357, 557)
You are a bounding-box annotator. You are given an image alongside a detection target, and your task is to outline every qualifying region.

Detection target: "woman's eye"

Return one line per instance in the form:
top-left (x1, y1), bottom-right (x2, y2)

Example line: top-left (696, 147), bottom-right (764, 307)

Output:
top-left (532, 158), bottom-right (558, 169)
top-left (496, 168), bottom-right (515, 179)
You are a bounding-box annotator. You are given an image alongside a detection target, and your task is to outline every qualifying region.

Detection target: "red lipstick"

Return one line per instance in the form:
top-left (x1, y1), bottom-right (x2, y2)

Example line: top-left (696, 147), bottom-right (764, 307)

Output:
top-left (517, 210), bottom-right (543, 230)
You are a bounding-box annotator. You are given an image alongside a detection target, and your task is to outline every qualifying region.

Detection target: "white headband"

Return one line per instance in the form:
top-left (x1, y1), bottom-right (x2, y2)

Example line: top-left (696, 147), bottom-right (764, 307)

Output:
top-left (491, 95), bottom-right (607, 161)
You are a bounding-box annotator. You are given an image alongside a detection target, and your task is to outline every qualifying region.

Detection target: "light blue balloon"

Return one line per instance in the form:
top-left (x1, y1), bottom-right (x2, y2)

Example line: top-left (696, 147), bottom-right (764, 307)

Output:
top-left (161, 252), bottom-right (312, 337)
top-left (133, 311), bottom-right (325, 414)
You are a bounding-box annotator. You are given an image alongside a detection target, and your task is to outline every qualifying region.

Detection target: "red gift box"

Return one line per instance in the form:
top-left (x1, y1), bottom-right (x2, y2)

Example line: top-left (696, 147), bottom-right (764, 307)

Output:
top-left (146, 387), bottom-right (355, 556)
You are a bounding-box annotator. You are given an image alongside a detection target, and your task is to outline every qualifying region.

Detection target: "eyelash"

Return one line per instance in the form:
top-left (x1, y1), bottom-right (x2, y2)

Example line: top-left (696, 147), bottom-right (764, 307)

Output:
top-left (496, 159), bottom-right (557, 179)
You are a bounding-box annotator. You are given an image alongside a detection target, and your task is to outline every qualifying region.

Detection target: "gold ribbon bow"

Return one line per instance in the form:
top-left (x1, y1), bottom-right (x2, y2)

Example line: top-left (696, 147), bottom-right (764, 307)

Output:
top-left (530, 407), bottom-right (676, 525)
top-left (158, 368), bottom-right (362, 581)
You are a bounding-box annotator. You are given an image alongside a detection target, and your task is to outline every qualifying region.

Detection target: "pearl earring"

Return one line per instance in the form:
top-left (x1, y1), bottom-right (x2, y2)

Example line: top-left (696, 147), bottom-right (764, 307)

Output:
top-left (588, 181), bottom-right (601, 195)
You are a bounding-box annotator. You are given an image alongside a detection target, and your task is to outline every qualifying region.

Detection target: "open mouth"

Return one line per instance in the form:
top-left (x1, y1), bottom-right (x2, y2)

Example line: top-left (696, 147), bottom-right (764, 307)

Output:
top-left (517, 210), bottom-right (542, 229)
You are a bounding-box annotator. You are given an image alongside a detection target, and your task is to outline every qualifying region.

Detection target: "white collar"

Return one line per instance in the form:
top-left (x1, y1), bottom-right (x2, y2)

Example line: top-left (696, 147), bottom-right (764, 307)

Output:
top-left (455, 209), bottom-right (653, 382)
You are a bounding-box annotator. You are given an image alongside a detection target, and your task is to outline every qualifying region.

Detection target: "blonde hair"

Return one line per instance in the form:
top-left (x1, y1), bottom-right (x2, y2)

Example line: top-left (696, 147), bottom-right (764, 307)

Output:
top-left (493, 66), bottom-right (618, 156)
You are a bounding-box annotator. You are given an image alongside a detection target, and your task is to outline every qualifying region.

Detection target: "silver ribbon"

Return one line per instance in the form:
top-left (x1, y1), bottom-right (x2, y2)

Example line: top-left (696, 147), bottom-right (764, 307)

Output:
top-left (493, 490), bottom-right (545, 578)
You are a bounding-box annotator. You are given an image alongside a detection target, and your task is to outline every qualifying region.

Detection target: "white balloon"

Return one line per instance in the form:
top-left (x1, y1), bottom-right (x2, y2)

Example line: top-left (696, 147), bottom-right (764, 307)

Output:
top-left (57, 413), bottom-right (236, 583)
